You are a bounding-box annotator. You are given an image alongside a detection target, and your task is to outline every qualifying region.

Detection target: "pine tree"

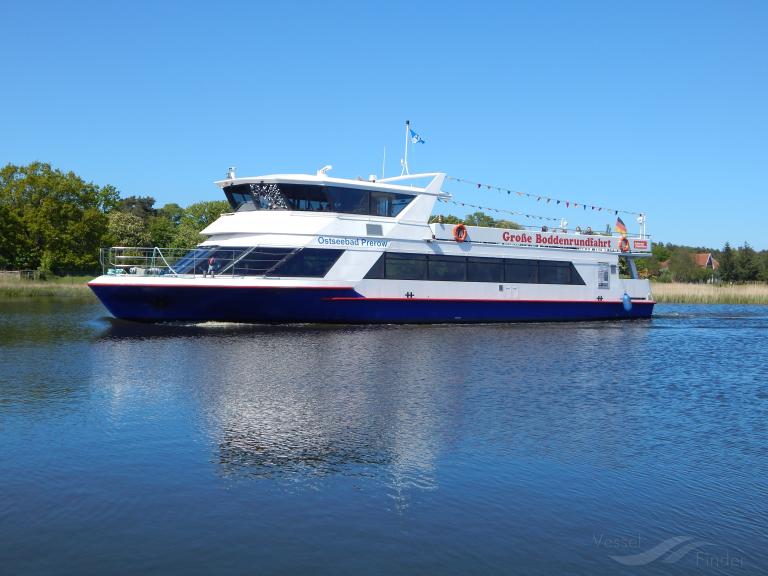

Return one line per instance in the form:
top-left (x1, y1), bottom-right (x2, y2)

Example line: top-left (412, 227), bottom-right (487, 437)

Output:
top-left (737, 242), bottom-right (760, 281)
top-left (719, 242), bottom-right (736, 282)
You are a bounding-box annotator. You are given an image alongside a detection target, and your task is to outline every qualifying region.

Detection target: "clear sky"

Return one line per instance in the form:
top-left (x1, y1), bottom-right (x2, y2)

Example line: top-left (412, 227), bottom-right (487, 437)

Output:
top-left (2, 0), bottom-right (766, 249)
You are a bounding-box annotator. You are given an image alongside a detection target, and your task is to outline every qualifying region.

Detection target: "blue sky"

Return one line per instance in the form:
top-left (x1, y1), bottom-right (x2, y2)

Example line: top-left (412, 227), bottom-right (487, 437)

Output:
top-left (2, 0), bottom-right (766, 249)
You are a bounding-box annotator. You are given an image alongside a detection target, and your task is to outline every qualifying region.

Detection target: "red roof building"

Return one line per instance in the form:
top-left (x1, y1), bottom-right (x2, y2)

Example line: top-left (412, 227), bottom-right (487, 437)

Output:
top-left (659, 252), bottom-right (719, 272)
top-left (694, 253), bottom-right (719, 270)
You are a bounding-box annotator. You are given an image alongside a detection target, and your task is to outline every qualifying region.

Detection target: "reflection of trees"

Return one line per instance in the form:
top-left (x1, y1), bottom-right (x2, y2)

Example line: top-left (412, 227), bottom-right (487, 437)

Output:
top-left (252, 183), bottom-right (288, 210)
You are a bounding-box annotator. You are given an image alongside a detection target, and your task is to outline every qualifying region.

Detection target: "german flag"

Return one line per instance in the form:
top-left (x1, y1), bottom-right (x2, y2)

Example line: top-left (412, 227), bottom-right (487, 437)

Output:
top-left (615, 217), bottom-right (627, 236)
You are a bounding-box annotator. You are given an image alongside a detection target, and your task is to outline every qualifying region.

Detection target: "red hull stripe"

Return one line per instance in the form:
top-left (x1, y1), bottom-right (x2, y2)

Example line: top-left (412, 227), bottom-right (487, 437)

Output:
top-left (325, 297), bottom-right (656, 304)
top-left (87, 282), bottom-right (355, 290)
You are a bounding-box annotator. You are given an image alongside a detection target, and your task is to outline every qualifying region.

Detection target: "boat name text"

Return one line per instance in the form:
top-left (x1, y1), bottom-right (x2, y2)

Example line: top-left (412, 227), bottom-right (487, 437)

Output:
top-left (317, 236), bottom-right (389, 247)
top-left (502, 231), bottom-right (613, 249)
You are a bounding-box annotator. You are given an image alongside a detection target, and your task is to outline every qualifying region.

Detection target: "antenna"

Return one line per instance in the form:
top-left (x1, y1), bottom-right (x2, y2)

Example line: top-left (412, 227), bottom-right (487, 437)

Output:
top-left (401, 120), bottom-right (410, 176)
top-left (381, 146), bottom-right (386, 179)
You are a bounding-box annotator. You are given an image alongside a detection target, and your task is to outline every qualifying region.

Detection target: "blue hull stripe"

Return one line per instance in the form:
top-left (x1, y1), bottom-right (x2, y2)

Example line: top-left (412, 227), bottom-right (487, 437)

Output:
top-left (90, 285), bottom-right (654, 323)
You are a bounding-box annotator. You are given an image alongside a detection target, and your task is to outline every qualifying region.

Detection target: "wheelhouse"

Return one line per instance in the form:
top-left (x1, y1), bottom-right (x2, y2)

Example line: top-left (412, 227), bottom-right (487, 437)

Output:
top-left (223, 182), bottom-right (416, 217)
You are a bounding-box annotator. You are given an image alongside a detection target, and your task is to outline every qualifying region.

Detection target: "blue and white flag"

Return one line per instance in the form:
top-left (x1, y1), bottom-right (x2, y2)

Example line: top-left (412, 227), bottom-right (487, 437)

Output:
top-left (410, 128), bottom-right (425, 144)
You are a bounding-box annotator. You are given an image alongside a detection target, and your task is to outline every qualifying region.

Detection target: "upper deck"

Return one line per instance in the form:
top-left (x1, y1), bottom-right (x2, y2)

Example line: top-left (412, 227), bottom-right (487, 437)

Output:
top-left (207, 170), bottom-right (651, 256)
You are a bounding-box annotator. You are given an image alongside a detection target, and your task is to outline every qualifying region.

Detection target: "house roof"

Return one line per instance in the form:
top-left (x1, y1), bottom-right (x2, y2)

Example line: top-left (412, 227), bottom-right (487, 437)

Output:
top-left (694, 253), bottom-right (719, 270)
top-left (659, 252), bottom-right (719, 271)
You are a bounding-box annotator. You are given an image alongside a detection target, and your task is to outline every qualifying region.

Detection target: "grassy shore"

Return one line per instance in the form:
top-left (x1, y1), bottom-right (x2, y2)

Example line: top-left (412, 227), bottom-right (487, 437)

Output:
top-left (0, 276), bottom-right (95, 300)
top-left (651, 281), bottom-right (768, 304)
top-left (2, 276), bottom-right (766, 305)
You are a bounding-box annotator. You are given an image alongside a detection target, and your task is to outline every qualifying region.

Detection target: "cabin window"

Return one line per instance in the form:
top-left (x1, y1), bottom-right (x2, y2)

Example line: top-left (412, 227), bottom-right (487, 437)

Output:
top-left (468, 257), bottom-right (503, 283)
top-left (267, 248), bottom-right (344, 278)
top-left (429, 256), bottom-right (467, 281)
top-left (539, 261), bottom-right (572, 284)
top-left (172, 246), bottom-right (342, 278)
top-left (364, 252), bottom-right (585, 285)
top-left (384, 253), bottom-right (428, 280)
top-left (222, 183), bottom-right (414, 217)
top-left (504, 260), bottom-right (538, 283)
top-left (232, 248), bottom-right (295, 276)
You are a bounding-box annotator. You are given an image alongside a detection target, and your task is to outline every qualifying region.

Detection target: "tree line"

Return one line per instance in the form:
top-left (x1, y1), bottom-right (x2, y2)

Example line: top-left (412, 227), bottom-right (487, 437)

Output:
top-left (2, 162), bottom-right (767, 281)
top-left (631, 242), bottom-right (768, 283)
top-left (0, 162), bottom-right (227, 275)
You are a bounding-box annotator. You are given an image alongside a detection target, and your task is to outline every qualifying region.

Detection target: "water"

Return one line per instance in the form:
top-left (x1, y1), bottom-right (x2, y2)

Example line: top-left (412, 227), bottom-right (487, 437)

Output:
top-left (1, 300), bottom-right (767, 575)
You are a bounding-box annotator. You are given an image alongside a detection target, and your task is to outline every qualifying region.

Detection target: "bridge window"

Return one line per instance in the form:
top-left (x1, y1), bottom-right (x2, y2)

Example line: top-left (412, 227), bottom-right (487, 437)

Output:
top-left (223, 183), bottom-right (414, 217)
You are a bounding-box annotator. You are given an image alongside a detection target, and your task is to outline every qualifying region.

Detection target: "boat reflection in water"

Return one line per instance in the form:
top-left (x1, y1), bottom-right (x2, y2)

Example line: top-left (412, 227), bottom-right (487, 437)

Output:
top-left (95, 320), bottom-right (472, 506)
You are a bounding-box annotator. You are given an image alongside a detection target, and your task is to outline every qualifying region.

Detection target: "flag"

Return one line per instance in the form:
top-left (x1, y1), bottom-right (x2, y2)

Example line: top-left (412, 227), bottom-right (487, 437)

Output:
top-left (615, 217), bottom-right (627, 236)
top-left (410, 129), bottom-right (425, 144)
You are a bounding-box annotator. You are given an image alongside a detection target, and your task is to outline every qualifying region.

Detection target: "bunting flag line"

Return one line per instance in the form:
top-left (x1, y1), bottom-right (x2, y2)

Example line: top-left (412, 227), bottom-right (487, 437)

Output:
top-left (447, 176), bottom-right (643, 217)
top-left (437, 197), bottom-right (561, 222)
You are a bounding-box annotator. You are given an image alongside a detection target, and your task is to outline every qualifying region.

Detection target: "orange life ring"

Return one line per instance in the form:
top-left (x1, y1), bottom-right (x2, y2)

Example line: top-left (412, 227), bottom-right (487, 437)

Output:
top-left (453, 224), bottom-right (468, 243)
top-left (618, 237), bottom-right (630, 252)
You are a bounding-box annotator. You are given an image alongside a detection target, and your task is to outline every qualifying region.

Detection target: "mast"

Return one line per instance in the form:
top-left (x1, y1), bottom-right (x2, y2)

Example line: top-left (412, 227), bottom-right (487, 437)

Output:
top-left (401, 120), bottom-right (410, 175)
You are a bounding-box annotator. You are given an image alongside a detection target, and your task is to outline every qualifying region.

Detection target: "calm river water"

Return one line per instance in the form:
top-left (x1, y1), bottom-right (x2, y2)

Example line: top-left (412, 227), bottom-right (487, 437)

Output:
top-left (1, 300), bottom-right (767, 575)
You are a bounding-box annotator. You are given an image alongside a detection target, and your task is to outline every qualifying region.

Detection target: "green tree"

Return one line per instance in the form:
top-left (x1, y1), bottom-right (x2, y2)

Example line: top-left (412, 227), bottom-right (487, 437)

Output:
top-left (171, 200), bottom-right (230, 249)
top-left (148, 215), bottom-right (177, 247)
top-left (116, 196), bottom-right (156, 220)
top-left (0, 162), bottom-right (118, 273)
top-left (158, 203), bottom-right (184, 226)
top-left (759, 250), bottom-right (768, 282)
top-left (652, 243), bottom-right (671, 263)
top-left (464, 211), bottom-right (496, 227)
top-left (736, 242), bottom-right (760, 281)
top-left (0, 204), bottom-right (30, 268)
top-left (429, 214), bottom-right (463, 224)
top-left (107, 212), bottom-right (151, 247)
top-left (719, 242), bottom-right (736, 282)
top-left (667, 248), bottom-right (706, 282)
top-left (435, 210), bottom-right (523, 229)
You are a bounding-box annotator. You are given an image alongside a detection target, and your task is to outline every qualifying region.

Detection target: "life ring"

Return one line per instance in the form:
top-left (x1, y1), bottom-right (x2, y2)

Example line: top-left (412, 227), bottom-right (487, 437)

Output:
top-left (618, 237), bottom-right (630, 252)
top-left (453, 224), bottom-right (468, 243)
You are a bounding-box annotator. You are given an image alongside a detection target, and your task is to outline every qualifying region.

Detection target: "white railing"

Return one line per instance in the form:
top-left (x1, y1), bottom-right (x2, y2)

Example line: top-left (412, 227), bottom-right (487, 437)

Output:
top-left (100, 246), bottom-right (298, 278)
top-left (100, 247), bottom-right (244, 278)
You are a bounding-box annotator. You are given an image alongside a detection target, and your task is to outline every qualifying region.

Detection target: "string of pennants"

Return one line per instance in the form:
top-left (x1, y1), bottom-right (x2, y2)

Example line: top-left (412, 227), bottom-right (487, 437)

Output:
top-left (447, 176), bottom-right (643, 217)
top-left (437, 197), bottom-right (561, 222)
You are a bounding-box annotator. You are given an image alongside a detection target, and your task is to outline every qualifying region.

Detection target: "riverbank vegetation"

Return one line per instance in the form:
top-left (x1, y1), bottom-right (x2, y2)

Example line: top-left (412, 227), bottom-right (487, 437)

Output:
top-left (2, 162), bottom-right (768, 304)
top-left (0, 275), bottom-right (94, 299)
top-left (651, 282), bottom-right (768, 305)
top-left (0, 162), bottom-right (227, 276)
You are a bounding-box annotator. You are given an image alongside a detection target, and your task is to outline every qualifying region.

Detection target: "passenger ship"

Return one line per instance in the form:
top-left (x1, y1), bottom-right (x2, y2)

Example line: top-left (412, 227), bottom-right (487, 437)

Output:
top-left (89, 169), bottom-right (654, 323)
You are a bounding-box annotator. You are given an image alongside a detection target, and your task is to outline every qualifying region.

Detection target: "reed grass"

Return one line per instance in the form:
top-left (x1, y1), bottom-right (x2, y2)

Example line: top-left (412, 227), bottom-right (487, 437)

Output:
top-left (651, 281), bottom-right (768, 305)
top-left (0, 276), bottom-right (95, 300)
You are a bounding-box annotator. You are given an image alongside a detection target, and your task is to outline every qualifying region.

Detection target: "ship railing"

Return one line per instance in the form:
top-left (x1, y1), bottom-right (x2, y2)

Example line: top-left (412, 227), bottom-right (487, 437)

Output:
top-left (100, 247), bottom-right (258, 278)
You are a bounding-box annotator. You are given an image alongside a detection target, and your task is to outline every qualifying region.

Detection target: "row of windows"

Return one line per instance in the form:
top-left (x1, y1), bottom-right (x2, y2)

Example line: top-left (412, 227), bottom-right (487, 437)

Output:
top-left (224, 183), bottom-right (415, 218)
top-left (175, 246), bottom-right (585, 284)
top-left (173, 247), bottom-right (343, 278)
top-left (364, 252), bottom-right (586, 285)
